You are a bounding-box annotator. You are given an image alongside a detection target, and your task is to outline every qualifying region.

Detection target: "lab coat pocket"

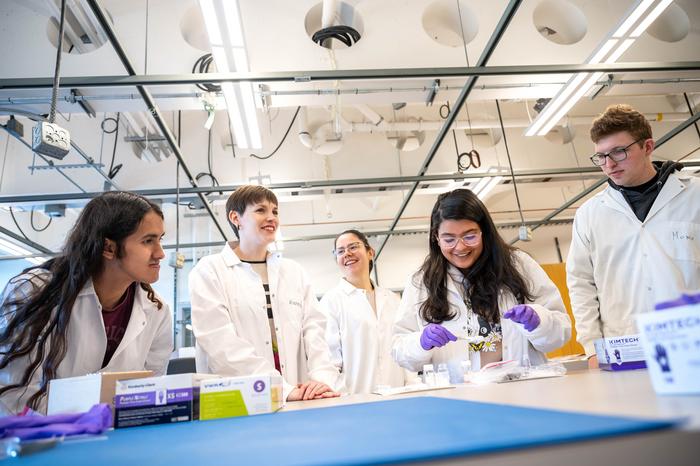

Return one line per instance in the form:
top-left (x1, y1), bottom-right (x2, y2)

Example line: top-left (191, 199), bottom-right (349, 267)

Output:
top-left (662, 222), bottom-right (700, 262)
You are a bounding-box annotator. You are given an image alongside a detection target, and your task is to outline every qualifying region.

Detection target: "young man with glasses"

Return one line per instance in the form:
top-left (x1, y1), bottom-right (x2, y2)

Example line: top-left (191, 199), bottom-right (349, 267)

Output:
top-left (566, 104), bottom-right (700, 368)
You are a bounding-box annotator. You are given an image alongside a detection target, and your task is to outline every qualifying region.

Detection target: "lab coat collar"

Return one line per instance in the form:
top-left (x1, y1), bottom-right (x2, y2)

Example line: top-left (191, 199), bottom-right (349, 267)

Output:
top-left (337, 278), bottom-right (375, 296)
top-left (221, 242), bottom-right (243, 267)
top-left (601, 170), bottom-right (686, 223)
top-left (220, 241), bottom-right (282, 267)
top-left (644, 170), bottom-right (685, 222)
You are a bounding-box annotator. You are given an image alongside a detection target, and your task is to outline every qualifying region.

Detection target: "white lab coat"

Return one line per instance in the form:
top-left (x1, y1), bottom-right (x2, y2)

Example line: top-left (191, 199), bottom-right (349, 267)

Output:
top-left (189, 243), bottom-right (340, 399)
top-left (321, 279), bottom-right (414, 394)
top-left (392, 250), bottom-right (571, 372)
top-left (566, 171), bottom-right (700, 355)
top-left (0, 270), bottom-right (173, 415)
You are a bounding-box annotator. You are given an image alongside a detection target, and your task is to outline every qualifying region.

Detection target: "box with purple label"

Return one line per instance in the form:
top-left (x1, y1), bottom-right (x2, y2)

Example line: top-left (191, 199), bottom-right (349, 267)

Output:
top-left (114, 373), bottom-right (216, 428)
top-left (594, 334), bottom-right (647, 371)
top-left (199, 374), bottom-right (284, 421)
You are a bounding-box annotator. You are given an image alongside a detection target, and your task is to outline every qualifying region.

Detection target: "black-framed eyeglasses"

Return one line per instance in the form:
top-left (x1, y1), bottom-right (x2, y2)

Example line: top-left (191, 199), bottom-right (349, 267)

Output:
top-left (333, 242), bottom-right (362, 258)
top-left (589, 139), bottom-right (643, 166)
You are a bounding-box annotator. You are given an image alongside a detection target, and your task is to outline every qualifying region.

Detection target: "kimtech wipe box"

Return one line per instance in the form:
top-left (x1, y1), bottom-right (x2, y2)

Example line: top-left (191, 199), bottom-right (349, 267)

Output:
top-left (594, 334), bottom-right (647, 371)
top-left (114, 373), bottom-right (215, 428)
top-left (637, 304), bottom-right (700, 395)
top-left (199, 375), bottom-right (284, 420)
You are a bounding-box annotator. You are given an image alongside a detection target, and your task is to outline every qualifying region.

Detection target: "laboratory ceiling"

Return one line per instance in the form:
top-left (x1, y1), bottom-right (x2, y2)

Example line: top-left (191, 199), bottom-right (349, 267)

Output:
top-left (0, 0), bottom-right (698, 264)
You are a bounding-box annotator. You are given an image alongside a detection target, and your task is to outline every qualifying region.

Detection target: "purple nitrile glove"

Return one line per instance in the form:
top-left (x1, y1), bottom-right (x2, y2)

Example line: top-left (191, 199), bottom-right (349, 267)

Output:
top-left (655, 292), bottom-right (700, 311)
top-left (503, 304), bottom-right (541, 332)
top-left (0, 403), bottom-right (112, 441)
top-left (420, 323), bottom-right (457, 350)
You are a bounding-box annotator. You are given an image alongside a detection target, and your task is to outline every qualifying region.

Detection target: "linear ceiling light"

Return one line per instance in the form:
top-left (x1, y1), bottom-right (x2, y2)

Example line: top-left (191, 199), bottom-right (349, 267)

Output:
top-left (524, 0), bottom-right (673, 137)
top-left (199, 0), bottom-right (262, 149)
top-left (0, 237), bottom-right (48, 266)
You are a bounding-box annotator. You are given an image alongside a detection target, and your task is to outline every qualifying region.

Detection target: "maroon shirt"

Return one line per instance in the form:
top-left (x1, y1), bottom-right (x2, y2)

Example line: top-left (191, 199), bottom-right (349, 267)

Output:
top-left (101, 283), bottom-right (135, 368)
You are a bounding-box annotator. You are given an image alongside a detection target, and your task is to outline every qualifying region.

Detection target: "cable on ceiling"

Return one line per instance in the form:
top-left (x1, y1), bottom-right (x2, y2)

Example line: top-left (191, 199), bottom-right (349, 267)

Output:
top-left (249, 106), bottom-right (301, 160)
top-left (101, 112), bottom-right (122, 179)
top-left (312, 25), bottom-right (361, 48)
top-left (495, 99), bottom-right (525, 225)
top-left (192, 53), bottom-right (222, 93)
top-left (48, 0), bottom-right (67, 124)
top-left (9, 207), bottom-right (31, 241)
top-left (30, 208), bottom-right (52, 232)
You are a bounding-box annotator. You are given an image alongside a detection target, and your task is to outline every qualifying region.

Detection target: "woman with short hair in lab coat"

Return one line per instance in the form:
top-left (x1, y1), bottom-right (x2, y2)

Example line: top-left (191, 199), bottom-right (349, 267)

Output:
top-left (392, 189), bottom-right (571, 375)
top-left (189, 185), bottom-right (340, 401)
top-left (321, 230), bottom-right (414, 394)
top-left (0, 192), bottom-right (173, 415)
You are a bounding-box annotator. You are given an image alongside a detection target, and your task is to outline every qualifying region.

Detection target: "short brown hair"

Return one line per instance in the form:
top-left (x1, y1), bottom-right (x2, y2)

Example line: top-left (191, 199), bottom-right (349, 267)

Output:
top-left (225, 185), bottom-right (278, 236)
top-left (590, 104), bottom-right (652, 144)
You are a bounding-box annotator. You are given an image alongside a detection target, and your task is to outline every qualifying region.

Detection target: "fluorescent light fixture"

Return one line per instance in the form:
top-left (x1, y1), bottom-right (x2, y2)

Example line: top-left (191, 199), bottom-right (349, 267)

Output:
top-left (605, 39), bottom-right (635, 63)
top-left (0, 237), bottom-right (48, 266)
top-left (0, 237), bottom-right (32, 256)
top-left (630, 0), bottom-right (673, 37)
top-left (589, 39), bottom-right (618, 64)
top-left (475, 176), bottom-right (504, 200)
top-left (199, 0), bottom-right (262, 149)
top-left (525, 0), bottom-right (672, 137)
top-left (613, 0), bottom-right (655, 37)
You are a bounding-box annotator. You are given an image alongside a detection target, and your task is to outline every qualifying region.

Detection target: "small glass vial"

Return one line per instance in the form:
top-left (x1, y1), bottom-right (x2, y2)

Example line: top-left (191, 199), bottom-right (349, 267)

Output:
top-left (422, 363), bottom-right (436, 386)
top-left (436, 363), bottom-right (450, 385)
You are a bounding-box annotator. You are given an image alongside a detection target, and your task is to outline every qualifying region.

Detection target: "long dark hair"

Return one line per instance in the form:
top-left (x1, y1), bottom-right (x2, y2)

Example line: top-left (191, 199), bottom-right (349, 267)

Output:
top-left (333, 229), bottom-right (374, 273)
top-left (0, 191), bottom-right (164, 409)
top-left (418, 189), bottom-right (532, 324)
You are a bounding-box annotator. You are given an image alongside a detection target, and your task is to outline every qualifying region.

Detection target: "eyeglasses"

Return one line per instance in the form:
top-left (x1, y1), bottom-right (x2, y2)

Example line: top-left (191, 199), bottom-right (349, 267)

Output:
top-left (437, 231), bottom-right (482, 248)
top-left (589, 139), bottom-right (643, 166)
top-left (333, 242), bottom-right (363, 258)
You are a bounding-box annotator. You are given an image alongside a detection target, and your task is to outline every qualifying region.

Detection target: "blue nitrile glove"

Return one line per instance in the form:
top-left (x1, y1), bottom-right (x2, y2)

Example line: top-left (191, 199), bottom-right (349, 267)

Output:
top-left (503, 304), bottom-right (541, 332)
top-left (655, 293), bottom-right (700, 311)
top-left (420, 324), bottom-right (457, 350)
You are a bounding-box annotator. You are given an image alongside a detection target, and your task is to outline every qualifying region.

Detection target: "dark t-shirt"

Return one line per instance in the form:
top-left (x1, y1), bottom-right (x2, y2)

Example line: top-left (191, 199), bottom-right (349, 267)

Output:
top-left (101, 283), bottom-right (135, 368)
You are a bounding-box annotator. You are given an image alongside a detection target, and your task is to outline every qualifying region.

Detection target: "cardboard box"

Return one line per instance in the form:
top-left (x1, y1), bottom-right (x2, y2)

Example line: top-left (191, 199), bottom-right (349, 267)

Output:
top-left (114, 373), bottom-right (215, 429)
top-left (47, 371), bottom-right (153, 417)
top-left (199, 375), bottom-right (284, 420)
top-left (637, 304), bottom-right (700, 395)
top-left (594, 335), bottom-right (647, 371)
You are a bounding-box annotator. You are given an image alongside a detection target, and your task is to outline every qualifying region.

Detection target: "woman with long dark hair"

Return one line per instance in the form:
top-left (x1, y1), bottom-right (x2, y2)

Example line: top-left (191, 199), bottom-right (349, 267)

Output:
top-left (392, 189), bottom-right (570, 373)
top-left (321, 230), bottom-right (414, 394)
top-left (0, 192), bottom-right (172, 414)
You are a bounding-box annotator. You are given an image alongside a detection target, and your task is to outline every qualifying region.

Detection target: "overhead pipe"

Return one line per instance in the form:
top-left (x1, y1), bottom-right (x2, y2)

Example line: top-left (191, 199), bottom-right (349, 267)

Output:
top-left (4, 62), bottom-right (700, 91)
top-left (297, 106), bottom-right (313, 149)
top-left (86, 0), bottom-right (228, 241)
top-left (2, 161), bottom-right (699, 206)
top-left (342, 113), bottom-right (691, 133)
top-left (3, 78), bottom-right (699, 107)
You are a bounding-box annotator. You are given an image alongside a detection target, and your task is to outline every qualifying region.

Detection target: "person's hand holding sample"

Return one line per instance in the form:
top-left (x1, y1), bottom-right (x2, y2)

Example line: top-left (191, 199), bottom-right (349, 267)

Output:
top-left (503, 305), bottom-right (541, 332)
top-left (420, 323), bottom-right (457, 350)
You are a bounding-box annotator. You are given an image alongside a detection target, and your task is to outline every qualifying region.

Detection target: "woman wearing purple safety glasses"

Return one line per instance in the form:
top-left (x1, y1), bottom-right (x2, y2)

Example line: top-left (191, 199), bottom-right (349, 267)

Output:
top-left (392, 189), bottom-right (571, 374)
